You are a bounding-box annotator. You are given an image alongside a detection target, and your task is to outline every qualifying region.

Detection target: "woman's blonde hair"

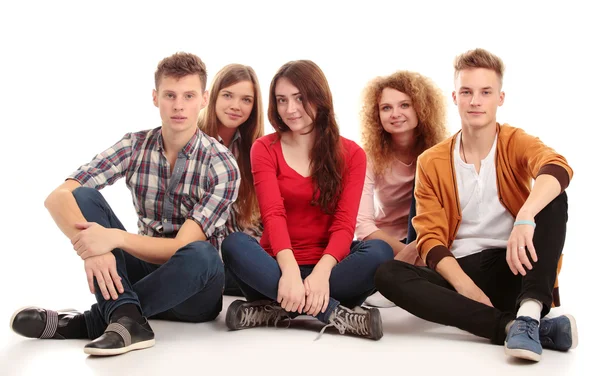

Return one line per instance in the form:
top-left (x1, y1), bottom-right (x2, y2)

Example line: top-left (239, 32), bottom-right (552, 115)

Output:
top-left (360, 70), bottom-right (448, 176)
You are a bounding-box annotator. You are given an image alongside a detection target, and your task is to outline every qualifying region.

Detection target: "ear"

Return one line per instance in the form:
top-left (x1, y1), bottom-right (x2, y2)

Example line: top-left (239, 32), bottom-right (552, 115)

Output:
top-left (452, 91), bottom-right (458, 105)
top-left (201, 90), bottom-right (209, 109)
top-left (152, 89), bottom-right (158, 108)
top-left (498, 91), bottom-right (505, 107)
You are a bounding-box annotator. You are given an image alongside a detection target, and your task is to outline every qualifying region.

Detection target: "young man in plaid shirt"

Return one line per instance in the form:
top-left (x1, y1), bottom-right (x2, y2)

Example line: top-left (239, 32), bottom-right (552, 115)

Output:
top-left (10, 52), bottom-right (241, 356)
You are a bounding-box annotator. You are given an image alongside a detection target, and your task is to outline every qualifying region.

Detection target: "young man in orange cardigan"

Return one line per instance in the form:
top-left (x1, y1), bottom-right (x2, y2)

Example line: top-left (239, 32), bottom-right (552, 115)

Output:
top-left (375, 48), bottom-right (577, 362)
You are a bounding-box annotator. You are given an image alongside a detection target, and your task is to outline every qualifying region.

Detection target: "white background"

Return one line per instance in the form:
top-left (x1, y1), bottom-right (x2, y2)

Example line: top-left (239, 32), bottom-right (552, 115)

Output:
top-left (0, 0), bottom-right (598, 374)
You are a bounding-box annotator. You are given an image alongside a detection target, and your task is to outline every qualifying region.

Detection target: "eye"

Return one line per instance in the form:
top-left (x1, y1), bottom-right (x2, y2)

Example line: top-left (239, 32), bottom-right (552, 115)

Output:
top-left (166, 93), bottom-right (175, 98)
top-left (460, 90), bottom-right (471, 95)
top-left (380, 105), bottom-right (391, 111)
top-left (296, 96), bottom-right (303, 102)
top-left (482, 91), bottom-right (491, 95)
top-left (186, 93), bottom-right (195, 99)
top-left (243, 97), bottom-right (253, 104)
top-left (222, 93), bottom-right (231, 98)
top-left (277, 98), bottom-right (287, 104)
top-left (401, 103), bottom-right (410, 108)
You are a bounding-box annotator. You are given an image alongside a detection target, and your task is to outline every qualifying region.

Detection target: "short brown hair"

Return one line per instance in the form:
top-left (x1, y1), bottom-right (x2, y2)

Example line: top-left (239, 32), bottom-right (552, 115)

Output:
top-left (454, 48), bottom-right (505, 85)
top-left (154, 52), bottom-right (208, 90)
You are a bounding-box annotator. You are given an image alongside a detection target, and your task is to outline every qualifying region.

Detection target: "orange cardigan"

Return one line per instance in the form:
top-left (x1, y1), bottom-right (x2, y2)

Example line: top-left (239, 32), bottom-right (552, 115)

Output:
top-left (413, 123), bottom-right (573, 306)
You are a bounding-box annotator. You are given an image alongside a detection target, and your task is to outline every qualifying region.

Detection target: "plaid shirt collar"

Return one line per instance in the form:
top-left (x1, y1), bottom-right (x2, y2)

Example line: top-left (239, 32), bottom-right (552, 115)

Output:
top-left (155, 127), bottom-right (202, 158)
top-left (216, 130), bottom-right (241, 147)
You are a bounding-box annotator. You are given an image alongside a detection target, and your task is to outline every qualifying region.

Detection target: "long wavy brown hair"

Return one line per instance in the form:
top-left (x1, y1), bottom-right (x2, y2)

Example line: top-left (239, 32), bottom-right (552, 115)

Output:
top-left (199, 64), bottom-right (264, 228)
top-left (268, 60), bottom-right (344, 214)
top-left (360, 71), bottom-right (448, 176)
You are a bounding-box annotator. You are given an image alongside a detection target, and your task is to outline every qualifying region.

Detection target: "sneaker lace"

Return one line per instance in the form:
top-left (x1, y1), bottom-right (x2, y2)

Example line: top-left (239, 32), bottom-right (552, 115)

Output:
top-left (239, 304), bottom-right (289, 328)
top-left (516, 319), bottom-right (538, 339)
top-left (315, 308), bottom-right (369, 341)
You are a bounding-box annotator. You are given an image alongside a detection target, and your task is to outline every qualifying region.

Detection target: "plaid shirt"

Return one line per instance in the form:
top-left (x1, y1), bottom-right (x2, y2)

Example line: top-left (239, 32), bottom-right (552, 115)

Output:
top-left (69, 127), bottom-right (240, 249)
top-left (216, 132), bottom-right (263, 245)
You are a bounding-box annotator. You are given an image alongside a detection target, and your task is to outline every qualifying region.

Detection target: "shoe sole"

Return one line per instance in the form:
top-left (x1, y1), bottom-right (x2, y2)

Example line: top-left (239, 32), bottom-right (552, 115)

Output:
top-left (565, 314), bottom-right (578, 350)
top-left (84, 339), bottom-right (156, 356)
top-left (504, 344), bottom-right (542, 362)
top-left (369, 308), bottom-right (383, 340)
top-left (9, 306), bottom-right (77, 338)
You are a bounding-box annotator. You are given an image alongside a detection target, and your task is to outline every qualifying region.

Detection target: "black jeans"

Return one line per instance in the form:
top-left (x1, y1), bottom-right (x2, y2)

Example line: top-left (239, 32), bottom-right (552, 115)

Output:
top-left (374, 192), bottom-right (568, 345)
top-left (73, 187), bottom-right (225, 339)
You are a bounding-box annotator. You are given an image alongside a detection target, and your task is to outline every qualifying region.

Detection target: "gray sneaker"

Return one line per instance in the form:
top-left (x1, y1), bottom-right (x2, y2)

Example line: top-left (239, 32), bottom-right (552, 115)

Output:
top-left (225, 300), bottom-right (290, 330)
top-left (318, 305), bottom-right (383, 340)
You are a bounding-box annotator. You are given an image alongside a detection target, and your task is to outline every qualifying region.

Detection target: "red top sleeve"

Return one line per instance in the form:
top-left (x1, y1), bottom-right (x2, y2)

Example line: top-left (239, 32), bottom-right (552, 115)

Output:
top-left (324, 141), bottom-right (367, 261)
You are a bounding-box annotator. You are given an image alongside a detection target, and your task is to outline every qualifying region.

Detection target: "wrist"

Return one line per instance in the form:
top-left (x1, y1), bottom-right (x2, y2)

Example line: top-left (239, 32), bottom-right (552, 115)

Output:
top-left (516, 208), bottom-right (534, 220)
top-left (114, 229), bottom-right (126, 249)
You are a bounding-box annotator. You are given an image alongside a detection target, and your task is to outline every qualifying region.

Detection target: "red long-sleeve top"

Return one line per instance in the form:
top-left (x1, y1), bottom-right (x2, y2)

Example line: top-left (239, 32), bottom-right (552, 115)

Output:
top-left (251, 133), bottom-right (367, 265)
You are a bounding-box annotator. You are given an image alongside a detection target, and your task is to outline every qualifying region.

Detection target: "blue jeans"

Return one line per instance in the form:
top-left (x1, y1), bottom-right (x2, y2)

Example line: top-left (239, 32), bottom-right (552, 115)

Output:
top-left (221, 232), bottom-right (393, 323)
top-left (72, 187), bottom-right (225, 339)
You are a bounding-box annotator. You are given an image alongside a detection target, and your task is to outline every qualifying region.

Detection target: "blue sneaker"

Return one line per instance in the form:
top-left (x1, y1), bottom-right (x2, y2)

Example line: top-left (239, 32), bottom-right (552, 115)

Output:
top-left (539, 314), bottom-right (578, 351)
top-left (504, 316), bottom-right (542, 362)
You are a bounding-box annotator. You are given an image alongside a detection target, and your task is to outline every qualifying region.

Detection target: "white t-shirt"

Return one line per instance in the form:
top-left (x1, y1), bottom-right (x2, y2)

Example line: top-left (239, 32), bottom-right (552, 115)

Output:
top-left (451, 132), bottom-right (514, 258)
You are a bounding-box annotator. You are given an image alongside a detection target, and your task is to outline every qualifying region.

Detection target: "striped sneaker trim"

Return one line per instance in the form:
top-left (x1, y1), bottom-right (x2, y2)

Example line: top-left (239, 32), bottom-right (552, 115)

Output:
top-left (105, 322), bottom-right (132, 347)
top-left (39, 310), bottom-right (58, 339)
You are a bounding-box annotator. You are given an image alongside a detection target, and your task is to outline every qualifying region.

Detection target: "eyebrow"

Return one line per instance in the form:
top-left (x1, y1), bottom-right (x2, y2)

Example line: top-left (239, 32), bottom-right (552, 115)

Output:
top-left (275, 92), bottom-right (301, 98)
top-left (222, 89), bottom-right (254, 98)
top-left (379, 99), bottom-right (411, 106)
top-left (459, 86), bottom-right (493, 91)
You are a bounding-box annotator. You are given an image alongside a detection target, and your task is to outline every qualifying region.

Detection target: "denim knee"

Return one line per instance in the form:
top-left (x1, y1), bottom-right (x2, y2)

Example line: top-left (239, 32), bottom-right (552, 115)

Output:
top-left (72, 186), bottom-right (101, 200)
top-left (175, 241), bottom-right (224, 282)
top-left (363, 239), bottom-right (394, 264)
top-left (221, 232), bottom-right (254, 263)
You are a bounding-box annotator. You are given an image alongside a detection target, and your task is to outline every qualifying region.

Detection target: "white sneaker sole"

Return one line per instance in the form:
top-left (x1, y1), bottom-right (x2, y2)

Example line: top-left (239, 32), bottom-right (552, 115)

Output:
top-left (504, 343), bottom-right (542, 362)
top-left (84, 339), bottom-right (156, 356)
top-left (564, 314), bottom-right (578, 349)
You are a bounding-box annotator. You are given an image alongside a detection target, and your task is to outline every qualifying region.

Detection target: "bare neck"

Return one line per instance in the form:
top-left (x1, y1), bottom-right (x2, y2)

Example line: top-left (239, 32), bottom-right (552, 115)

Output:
top-left (162, 126), bottom-right (196, 158)
top-left (460, 123), bottom-right (497, 160)
top-left (218, 125), bottom-right (237, 148)
top-left (390, 129), bottom-right (416, 164)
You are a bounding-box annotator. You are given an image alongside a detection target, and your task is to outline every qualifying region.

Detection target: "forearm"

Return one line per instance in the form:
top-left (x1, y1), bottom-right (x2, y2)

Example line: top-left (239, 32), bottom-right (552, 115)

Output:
top-left (120, 232), bottom-right (187, 265)
top-left (313, 254), bottom-right (337, 276)
top-left (276, 249), bottom-right (301, 276)
top-left (435, 256), bottom-right (474, 290)
top-left (365, 230), bottom-right (407, 256)
top-left (519, 174), bottom-right (562, 218)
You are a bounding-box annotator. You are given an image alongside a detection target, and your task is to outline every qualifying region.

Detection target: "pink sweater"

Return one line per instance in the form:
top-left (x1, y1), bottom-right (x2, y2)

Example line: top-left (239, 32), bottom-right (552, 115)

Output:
top-left (356, 159), bottom-right (415, 241)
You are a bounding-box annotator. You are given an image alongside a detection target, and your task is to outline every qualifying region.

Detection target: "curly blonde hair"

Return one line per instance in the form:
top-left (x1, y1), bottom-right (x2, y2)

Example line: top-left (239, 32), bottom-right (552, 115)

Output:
top-left (360, 71), bottom-right (448, 176)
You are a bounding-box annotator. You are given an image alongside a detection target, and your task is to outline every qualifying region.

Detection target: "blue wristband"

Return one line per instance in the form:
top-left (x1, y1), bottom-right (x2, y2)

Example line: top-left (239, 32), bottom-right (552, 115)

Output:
top-left (514, 220), bottom-right (536, 229)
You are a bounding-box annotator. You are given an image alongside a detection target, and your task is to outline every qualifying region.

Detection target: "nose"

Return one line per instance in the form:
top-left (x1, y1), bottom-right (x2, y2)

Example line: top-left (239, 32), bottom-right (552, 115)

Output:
top-left (470, 93), bottom-right (482, 106)
top-left (286, 100), bottom-right (298, 114)
top-left (229, 98), bottom-right (241, 111)
top-left (173, 96), bottom-right (184, 111)
top-left (392, 106), bottom-right (403, 118)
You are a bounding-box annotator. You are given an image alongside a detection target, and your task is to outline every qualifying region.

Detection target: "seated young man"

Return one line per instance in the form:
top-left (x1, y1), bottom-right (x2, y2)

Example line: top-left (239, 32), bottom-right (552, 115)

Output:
top-left (375, 48), bottom-right (577, 362)
top-left (10, 52), bottom-right (240, 356)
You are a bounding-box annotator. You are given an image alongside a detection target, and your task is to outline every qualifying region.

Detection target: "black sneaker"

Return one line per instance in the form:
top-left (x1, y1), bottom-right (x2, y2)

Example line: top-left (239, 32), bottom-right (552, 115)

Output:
top-left (83, 316), bottom-right (155, 356)
top-left (319, 305), bottom-right (383, 340)
top-left (225, 300), bottom-right (290, 330)
top-left (10, 306), bottom-right (82, 339)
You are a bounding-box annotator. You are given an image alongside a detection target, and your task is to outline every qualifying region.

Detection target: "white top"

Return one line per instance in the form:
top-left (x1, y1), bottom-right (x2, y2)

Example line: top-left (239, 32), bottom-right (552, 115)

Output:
top-left (451, 132), bottom-right (514, 258)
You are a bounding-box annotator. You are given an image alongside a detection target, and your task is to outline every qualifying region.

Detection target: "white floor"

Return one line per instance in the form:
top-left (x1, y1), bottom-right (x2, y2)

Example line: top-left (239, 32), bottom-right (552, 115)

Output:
top-left (0, 294), bottom-right (590, 376)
